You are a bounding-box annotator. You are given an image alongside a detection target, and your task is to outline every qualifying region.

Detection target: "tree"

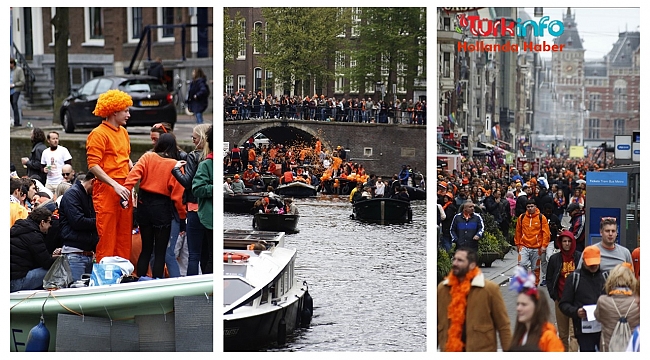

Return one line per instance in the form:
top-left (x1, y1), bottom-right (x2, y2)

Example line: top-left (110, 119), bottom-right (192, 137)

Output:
top-left (344, 8), bottom-right (426, 102)
top-left (223, 8), bottom-right (244, 77)
top-left (253, 8), bottom-right (350, 97)
top-left (51, 8), bottom-right (70, 125)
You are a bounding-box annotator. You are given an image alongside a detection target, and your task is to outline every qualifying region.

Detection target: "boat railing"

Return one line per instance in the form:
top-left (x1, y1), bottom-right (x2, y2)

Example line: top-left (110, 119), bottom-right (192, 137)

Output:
top-left (224, 230), bottom-right (285, 249)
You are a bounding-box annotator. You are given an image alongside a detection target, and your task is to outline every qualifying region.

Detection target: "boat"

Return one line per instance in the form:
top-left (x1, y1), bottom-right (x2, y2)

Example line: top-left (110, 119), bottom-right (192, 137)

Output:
top-left (403, 185), bottom-right (426, 200)
top-left (351, 197), bottom-right (413, 223)
top-left (223, 230), bottom-right (313, 351)
top-left (224, 193), bottom-right (284, 214)
top-left (253, 212), bottom-right (300, 233)
top-left (275, 181), bottom-right (318, 198)
top-left (10, 274), bottom-right (214, 352)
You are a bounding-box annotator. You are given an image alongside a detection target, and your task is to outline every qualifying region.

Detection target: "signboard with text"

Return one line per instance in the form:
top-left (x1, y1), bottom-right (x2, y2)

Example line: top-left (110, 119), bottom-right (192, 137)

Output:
top-left (615, 135), bottom-right (632, 160)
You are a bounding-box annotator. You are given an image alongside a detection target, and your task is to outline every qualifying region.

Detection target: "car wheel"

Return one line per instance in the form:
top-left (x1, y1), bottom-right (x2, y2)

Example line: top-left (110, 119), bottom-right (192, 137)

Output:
top-left (63, 110), bottom-right (75, 133)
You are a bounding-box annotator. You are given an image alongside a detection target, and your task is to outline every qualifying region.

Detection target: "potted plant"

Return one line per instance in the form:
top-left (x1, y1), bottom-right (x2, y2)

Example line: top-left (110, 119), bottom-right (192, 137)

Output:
top-left (437, 247), bottom-right (452, 284)
top-left (478, 232), bottom-right (503, 267)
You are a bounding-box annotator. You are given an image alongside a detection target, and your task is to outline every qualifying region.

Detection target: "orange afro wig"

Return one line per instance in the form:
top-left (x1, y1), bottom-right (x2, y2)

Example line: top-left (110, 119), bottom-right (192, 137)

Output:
top-left (92, 89), bottom-right (133, 118)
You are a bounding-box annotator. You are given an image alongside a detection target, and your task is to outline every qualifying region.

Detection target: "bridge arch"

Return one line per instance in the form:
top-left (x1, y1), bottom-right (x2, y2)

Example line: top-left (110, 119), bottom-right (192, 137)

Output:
top-left (236, 123), bottom-right (335, 152)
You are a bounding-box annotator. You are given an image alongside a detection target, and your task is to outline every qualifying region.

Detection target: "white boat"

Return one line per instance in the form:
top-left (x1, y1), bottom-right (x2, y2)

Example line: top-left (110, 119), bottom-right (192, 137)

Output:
top-left (223, 230), bottom-right (313, 351)
top-left (10, 274), bottom-right (213, 352)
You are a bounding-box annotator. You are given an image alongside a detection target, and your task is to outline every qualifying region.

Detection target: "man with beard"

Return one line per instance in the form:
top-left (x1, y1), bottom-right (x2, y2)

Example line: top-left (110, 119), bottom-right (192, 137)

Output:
top-left (437, 247), bottom-right (512, 351)
top-left (546, 231), bottom-right (581, 352)
top-left (40, 131), bottom-right (72, 192)
top-left (576, 217), bottom-right (632, 273)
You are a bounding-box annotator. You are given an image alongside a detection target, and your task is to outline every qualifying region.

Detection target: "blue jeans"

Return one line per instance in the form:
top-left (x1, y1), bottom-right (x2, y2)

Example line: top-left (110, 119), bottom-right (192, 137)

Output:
top-left (440, 235), bottom-right (452, 252)
top-left (186, 211), bottom-right (207, 276)
top-left (10, 267), bottom-right (48, 292)
top-left (164, 218), bottom-right (182, 277)
top-left (66, 253), bottom-right (93, 282)
top-left (195, 112), bottom-right (204, 124)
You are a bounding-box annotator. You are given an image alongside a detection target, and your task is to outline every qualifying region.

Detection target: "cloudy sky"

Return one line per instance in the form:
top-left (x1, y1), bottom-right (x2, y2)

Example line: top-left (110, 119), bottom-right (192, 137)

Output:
top-left (521, 7), bottom-right (640, 60)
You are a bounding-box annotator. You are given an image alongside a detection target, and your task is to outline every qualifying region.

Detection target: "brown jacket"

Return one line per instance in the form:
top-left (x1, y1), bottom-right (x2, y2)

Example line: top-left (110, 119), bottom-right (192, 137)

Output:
top-left (594, 294), bottom-right (640, 352)
top-left (438, 272), bottom-right (512, 351)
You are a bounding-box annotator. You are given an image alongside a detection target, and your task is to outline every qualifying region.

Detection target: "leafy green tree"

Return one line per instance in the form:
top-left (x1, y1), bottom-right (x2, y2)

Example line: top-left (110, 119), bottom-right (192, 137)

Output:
top-left (344, 8), bottom-right (426, 101)
top-left (223, 8), bottom-right (244, 77)
top-left (253, 8), bottom-right (350, 96)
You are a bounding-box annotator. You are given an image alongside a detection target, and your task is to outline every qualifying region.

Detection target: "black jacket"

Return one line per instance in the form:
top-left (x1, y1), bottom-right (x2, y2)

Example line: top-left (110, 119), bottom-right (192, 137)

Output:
top-left (441, 202), bottom-right (457, 237)
top-left (515, 194), bottom-right (529, 217)
top-left (58, 181), bottom-right (98, 251)
top-left (147, 62), bottom-right (164, 82)
top-left (10, 218), bottom-right (55, 280)
top-left (485, 195), bottom-right (511, 224)
top-left (187, 77), bottom-right (209, 114)
top-left (559, 266), bottom-right (607, 335)
top-left (546, 250), bottom-right (582, 301)
top-left (171, 149), bottom-right (202, 204)
top-left (26, 141), bottom-right (47, 183)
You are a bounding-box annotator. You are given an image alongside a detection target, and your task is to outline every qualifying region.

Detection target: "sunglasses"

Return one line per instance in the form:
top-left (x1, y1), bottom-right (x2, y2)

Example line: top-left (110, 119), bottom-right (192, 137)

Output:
top-left (62, 173), bottom-right (71, 176)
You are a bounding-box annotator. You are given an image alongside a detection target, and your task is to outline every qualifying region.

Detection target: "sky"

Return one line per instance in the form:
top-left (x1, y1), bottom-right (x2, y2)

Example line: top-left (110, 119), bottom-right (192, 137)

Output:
top-left (521, 7), bottom-right (640, 60)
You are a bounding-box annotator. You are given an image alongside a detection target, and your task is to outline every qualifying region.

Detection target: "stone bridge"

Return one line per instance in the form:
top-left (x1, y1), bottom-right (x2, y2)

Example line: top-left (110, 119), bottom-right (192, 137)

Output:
top-left (223, 119), bottom-right (427, 178)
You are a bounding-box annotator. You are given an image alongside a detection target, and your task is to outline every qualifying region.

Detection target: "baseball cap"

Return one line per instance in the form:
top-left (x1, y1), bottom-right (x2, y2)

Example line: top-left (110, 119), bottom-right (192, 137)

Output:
top-left (583, 245), bottom-right (601, 266)
top-left (445, 192), bottom-right (454, 200)
top-left (234, 174), bottom-right (240, 179)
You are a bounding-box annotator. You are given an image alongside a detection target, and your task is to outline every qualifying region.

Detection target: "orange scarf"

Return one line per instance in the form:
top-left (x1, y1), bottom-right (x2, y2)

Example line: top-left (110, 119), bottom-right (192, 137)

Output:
top-left (445, 266), bottom-right (481, 352)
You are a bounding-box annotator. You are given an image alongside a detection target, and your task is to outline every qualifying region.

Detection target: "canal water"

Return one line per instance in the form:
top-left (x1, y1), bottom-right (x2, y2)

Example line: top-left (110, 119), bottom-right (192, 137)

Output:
top-left (223, 196), bottom-right (427, 352)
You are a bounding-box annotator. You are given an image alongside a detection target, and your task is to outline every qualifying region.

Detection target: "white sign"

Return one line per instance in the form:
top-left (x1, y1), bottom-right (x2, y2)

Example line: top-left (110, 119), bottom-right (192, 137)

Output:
top-left (633, 142), bottom-right (640, 162)
top-left (485, 114), bottom-right (491, 135)
top-left (614, 135), bottom-right (632, 160)
top-left (223, 142), bottom-right (230, 158)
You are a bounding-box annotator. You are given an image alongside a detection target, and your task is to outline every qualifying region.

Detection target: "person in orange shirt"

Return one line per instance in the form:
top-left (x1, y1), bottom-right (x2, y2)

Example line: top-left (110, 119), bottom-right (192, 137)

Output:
top-left (87, 89), bottom-right (134, 263)
top-left (508, 266), bottom-right (565, 352)
top-left (123, 134), bottom-right (186, 279)
top-left (242, 164), bottom-right (257, 187)
top-left (248, 146), bottom-right (257, 169)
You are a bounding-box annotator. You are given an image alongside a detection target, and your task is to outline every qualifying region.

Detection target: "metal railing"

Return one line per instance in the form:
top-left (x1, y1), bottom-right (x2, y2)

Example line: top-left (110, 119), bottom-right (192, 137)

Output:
top-left (124, 23), bottom-right (213, 75)
top-left (11, 44), bottom-right (36, 101)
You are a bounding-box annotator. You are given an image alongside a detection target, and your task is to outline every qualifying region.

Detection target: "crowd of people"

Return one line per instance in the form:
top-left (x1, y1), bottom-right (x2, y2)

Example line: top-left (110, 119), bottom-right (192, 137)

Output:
top-left (437, 155), bottom-right (640, 352)
top-left (224, 90), bottom-right (427, 125)
top-left (10, 89), bottom-right (214, 292)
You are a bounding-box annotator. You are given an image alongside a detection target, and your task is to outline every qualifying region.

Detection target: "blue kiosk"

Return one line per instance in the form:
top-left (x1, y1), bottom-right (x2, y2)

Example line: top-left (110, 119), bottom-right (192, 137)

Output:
top-left (585, 166), bottom-right (640, 252)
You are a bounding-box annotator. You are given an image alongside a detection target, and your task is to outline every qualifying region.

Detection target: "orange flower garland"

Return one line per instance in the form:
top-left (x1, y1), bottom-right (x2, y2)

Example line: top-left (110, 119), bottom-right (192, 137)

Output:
top-left (92, 89), bottom-right (133, 118)
top-left (445, 266), bottom-right (481, 352)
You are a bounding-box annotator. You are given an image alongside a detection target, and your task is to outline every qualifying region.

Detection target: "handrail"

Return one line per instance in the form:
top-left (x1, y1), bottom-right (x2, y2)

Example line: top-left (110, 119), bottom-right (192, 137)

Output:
top-left (124, 23), bottom-right (213, 75)
top-left (11, 44), bottom-right (36, 101)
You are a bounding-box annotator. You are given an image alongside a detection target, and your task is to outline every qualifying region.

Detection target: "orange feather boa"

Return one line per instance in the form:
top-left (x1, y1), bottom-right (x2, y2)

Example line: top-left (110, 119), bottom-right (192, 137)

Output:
top-left (445, 266), bottom-right (481, 352)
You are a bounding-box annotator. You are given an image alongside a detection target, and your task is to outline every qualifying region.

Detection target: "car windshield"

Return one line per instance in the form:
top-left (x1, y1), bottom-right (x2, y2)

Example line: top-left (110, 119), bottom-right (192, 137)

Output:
top-left (121, 80), bottom-right (167, 93)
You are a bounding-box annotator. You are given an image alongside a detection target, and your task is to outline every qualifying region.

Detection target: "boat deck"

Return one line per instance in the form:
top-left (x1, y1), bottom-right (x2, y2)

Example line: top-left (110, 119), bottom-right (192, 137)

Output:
top-left (224, 229), bottom-right (285, 249)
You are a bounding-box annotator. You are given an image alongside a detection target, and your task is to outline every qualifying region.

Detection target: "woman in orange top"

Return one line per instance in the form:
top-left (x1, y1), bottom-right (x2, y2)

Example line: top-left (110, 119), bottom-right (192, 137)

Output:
top-left (508, 266), bottom-right (565, 352)
top-left (124, 134), bottom-right (185, 279)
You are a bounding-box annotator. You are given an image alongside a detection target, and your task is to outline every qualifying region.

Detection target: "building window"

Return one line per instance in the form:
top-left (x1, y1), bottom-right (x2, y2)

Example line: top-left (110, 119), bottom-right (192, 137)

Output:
top-left (588, 118), bottom-right (599, 139)
top-left (337, 8), bottom-right (346, 37)
top-left (335, 76), bottom-right (344, 94)
top-left (156, 8), bottom-right (175, 43)
top-left (443, 52), bottom-right (451, 78)
top-left (588, 93), bottom-right (601, 112)
top-left (443, 17), bottom-right (451, 31)
top-left (127, 7), bottom-right (143, 43)
top-left (613, 79), bottom-right (627, 112)
top-left (238, 75), bottom-right (246, 92)
top-left (83, 8), bottom-right (105, 46)
top-left (563, 94), bottom-right (574, 110)
top-left (238, 20), bottom-right (246, 59)
top-left (614, 119), bottom-right (625, 135)
top-left (363, 147), bottom-right (373, 156)
top-left (254, 68), bottom-right (262, 93)
top-left (253, 22), bottom-right (262, 54)
top-left (335, 51), bottom-right (345, 72)
top-left (265, 70), bottom-right (273, 95)
top-left (225, 75), bottom-right (234, 95)
top-left (351, 7), bottom-right (361, 37)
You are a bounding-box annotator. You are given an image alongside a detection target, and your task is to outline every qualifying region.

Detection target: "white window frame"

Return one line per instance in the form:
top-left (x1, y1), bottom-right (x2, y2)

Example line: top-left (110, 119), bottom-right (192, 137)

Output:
top-left (238, 75), bottom-right (246, 92)
top-left (225, 75), bottom-right (234, 95)
top-left (363, 147), bottom-right (373, 156)
top-left (238, 20), bottom-right (246, 59)
top-left (253, 21), bottom-right (262, 54)
top-left (156, 7), bottom-right (175, 43)
top-left (351, 7), bottom-right (361, 38)
top-left (335, 76), bottom-right (344, 94)
top-left (82, 7), bottom-right (105, 47)
top-left (127, 7), bottom-right (143, 44)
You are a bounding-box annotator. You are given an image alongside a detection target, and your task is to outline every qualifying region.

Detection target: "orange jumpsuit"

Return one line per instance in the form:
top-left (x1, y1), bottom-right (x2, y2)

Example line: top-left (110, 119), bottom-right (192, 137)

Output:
top-left (86, 121), bottom-right (133, 263)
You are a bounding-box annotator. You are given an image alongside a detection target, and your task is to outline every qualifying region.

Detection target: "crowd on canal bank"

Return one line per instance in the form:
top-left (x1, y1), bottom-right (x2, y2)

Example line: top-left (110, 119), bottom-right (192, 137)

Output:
top-left (437, 153), bottom-right (641, 352)
top-left (224, 90), bottom-right (427, 125)
top-left (10, 89), bottom-right (214, 293)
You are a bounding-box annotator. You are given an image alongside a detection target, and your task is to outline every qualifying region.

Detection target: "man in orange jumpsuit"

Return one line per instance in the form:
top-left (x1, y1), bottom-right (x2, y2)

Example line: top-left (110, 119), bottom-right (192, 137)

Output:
top-left (86, 89), bottom-right (134, 263)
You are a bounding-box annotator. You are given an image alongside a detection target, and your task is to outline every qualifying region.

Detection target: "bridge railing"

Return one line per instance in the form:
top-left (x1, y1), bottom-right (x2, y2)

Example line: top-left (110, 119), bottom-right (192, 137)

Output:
top-left (223, 103), bottom-right (426, 125)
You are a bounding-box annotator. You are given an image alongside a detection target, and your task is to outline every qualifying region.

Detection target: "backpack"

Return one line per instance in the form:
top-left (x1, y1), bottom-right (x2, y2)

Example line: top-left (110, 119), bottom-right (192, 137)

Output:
top-left (607, 298), bottom-right (635, 352)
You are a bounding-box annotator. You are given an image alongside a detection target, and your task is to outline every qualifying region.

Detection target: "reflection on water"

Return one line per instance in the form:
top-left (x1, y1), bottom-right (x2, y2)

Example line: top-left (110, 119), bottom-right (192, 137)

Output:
top-left (223, 196), bottom-right (427, 351)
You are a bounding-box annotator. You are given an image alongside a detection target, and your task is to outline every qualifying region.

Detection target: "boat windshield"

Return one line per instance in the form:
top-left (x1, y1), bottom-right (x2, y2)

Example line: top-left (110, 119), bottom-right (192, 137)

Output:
top-left (224, 278), bottom-right (255, 306)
